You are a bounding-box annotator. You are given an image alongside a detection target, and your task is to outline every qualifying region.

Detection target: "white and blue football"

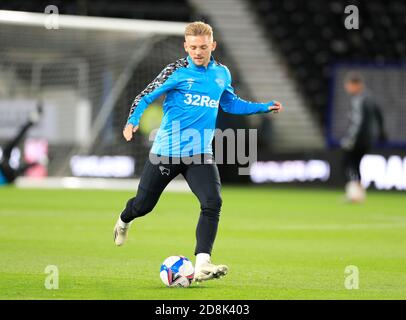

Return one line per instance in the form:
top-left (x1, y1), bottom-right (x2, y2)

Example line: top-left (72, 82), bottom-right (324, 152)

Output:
top-left (159, 255), bottom-right (194, 287)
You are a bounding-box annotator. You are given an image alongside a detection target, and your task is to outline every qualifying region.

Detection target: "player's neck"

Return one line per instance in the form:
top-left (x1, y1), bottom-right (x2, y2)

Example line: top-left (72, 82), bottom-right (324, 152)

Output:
top-left (188, 55), bottom-right (213, 69)
top-left (202, 57), bottom-right (211, 68)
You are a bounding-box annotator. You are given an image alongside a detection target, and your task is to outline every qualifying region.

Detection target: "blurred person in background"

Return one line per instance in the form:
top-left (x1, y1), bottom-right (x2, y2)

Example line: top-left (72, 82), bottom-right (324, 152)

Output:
top-left (341, 72), bottom-right (386, 202)
top-left (0, 103), bottom-right (45, 186)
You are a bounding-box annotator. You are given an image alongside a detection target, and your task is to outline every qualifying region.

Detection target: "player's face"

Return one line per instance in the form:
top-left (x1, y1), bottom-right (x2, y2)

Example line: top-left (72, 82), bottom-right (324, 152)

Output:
top-left (184, 35), bottom-right (216, 67)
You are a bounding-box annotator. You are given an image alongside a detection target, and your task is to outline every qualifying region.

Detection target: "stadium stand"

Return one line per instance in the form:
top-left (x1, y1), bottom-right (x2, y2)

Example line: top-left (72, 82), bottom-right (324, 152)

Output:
top-left (250, 0), bottom-right (406, 127)
top-left (0, 0), bottom-right (195, 21)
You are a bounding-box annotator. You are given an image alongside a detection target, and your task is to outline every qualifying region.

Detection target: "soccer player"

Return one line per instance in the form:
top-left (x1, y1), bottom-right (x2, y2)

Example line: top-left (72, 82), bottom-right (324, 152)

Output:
top-left (341, 72), bottom-right (386, 202)
top-left (0, 103), bottom-right (44, 186)
top-left (113, 21), bottom-right (283, 282)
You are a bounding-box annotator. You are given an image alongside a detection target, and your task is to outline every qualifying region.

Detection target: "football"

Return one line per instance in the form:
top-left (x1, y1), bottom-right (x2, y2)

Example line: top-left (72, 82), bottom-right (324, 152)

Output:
top-left (159, 255), bottom-right (194, 287)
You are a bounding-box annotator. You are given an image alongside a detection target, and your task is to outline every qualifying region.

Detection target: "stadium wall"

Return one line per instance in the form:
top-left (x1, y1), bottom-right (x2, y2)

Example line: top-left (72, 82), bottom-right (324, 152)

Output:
top-left (246, 149), bottom-right (406, 192)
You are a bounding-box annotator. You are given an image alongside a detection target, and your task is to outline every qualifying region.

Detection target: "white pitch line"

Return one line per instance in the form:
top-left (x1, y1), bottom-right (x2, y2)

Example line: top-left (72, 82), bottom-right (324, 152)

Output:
top-left (15, 177), bottom-right (191, 192)
top-left (237, 223), bottom-right (406, 231)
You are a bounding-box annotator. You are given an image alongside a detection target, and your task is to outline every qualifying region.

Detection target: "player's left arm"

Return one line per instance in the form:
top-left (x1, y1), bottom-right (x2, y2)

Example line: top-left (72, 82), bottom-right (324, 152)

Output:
top-left (219, 67), bottom-right (283, 115)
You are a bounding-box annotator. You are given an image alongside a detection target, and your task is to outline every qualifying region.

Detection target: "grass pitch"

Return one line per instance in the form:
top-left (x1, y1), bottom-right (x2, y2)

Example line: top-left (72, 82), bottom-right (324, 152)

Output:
top-left (0, 186), bottom-right (405, 300)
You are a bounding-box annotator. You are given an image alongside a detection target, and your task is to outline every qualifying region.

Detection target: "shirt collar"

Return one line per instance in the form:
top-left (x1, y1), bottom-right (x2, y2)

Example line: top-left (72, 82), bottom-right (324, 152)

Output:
top-left (187, 55), bottom-right (215, 71)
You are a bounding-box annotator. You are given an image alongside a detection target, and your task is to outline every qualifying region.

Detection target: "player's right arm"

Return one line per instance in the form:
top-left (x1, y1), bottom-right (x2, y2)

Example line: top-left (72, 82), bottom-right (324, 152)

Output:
top-left (123, 63), bottom-right (180, 141)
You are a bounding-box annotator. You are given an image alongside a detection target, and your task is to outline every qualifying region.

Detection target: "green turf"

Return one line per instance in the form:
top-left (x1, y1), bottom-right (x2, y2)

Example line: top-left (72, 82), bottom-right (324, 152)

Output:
top-left (0, 186), bottom-right (405, 299)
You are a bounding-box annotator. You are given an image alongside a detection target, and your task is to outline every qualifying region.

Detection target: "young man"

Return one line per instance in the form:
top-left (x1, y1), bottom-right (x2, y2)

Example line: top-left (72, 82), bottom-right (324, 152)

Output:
top-left (113, 21), bottom-right (283, 282)
top-left (341, 72), bottom-right (385, 202)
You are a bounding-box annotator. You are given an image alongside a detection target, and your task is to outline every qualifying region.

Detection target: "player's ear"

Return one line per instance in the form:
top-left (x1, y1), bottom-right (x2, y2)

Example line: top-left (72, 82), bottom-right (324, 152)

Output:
top-left (184, 41), bottom-right (188, 52)
top-left (211, 40), bottom-right (217, 51)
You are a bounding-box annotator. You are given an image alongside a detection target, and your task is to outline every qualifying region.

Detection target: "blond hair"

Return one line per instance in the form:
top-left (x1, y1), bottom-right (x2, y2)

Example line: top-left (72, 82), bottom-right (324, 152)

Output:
top-left (184, 21), bottom-right (213, 39)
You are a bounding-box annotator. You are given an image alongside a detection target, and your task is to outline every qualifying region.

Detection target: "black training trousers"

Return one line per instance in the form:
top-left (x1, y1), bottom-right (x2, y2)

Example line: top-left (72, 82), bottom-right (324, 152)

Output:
top-left (343, 146), bottom-right (368, 182)
top-left (120, 153), bottom-right (222, 255)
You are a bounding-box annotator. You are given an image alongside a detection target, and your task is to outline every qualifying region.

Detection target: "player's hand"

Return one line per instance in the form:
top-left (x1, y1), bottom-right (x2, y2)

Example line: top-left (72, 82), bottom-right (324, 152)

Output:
top-left (268, 101), bottom-right (283, 113)
top-left (123, 124), bottom-right (139, 141)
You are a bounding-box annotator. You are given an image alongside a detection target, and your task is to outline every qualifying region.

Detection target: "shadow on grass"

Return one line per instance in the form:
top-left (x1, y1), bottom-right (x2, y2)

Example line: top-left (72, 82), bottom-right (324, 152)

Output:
top-left (153, 284), bottom-right (212, 290)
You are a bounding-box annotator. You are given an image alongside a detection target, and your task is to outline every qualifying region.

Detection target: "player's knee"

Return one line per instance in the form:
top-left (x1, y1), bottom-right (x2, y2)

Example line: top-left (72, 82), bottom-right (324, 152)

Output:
top-left (127, 192), bottom-right (157, 218)
top-left (201, 196), bottom-right (222, 218)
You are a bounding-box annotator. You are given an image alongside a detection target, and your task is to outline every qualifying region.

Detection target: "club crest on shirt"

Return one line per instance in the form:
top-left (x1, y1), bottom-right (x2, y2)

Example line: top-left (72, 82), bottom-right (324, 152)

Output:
top-left (215, 78), bottom-right (225, 88)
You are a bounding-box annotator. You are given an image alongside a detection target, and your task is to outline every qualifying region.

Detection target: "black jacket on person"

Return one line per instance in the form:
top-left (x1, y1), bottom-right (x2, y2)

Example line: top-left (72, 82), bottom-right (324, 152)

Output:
top-left (341, 92), bottom-right (386, 151)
